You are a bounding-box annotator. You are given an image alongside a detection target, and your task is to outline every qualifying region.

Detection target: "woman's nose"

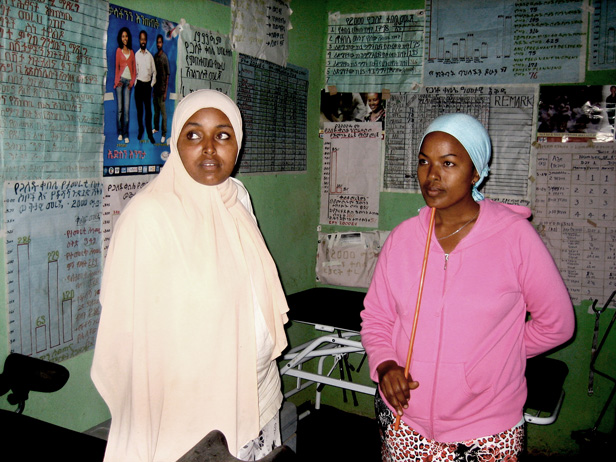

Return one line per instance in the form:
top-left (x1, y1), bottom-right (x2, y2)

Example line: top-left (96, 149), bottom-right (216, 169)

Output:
top-left (202, 138), bottom-right (216, 154)
top-left (427, 165), bottom-right (440, 180)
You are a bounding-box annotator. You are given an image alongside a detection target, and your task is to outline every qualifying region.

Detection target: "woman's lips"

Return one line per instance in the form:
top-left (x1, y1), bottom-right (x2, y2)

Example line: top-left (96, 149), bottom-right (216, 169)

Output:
top-left (200, 160), bottom-right (219, 169)
top-left (425, 186), bottom-right (442, 197)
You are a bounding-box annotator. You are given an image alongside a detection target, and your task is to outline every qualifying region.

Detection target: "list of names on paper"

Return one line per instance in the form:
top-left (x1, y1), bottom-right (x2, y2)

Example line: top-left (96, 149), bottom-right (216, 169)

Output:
top-left (325, 10), bottom-right (424, 92)
top-left (236, 53), bottom-right (308, 173)
top-left (0, 0), bottom-right (108, 180)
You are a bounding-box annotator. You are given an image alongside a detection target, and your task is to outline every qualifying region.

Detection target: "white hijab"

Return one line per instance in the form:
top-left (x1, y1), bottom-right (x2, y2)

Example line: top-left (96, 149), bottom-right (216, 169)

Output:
top-left (92, 90), bottom-right (289, 461)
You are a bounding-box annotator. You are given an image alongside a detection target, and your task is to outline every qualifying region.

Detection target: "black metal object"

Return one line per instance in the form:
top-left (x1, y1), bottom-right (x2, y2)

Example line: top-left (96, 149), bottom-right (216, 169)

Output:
top-left (0, 353), bottom-right (69, 413)
top-left (286, 288), bottom-right (367, 406)
top-left (0, 353), bottom-right (107, 461)
top-left (524, 355), bottom-right (569, 418)
top-left (571, 290), bottom-right (616, 456)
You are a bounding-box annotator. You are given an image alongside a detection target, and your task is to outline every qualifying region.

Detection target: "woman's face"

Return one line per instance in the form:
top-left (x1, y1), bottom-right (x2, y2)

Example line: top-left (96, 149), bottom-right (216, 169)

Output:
top-left (121, 31), bottom-right (129, 47)
top-left (366, 93), bottom-right (382, 112)
top-left (177, 108), bottom-right (238, 186)
top-left (417, 131), bottom-right (479, 210)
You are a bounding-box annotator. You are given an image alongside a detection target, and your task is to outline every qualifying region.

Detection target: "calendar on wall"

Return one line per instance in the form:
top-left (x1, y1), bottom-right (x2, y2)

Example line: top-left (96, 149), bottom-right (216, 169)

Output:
top-left (532, 143), bottom-right (616, 307)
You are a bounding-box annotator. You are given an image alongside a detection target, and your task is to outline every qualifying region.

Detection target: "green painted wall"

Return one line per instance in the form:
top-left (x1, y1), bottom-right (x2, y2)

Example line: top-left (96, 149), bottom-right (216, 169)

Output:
top-left (0, 0), bottom-right (614, 457)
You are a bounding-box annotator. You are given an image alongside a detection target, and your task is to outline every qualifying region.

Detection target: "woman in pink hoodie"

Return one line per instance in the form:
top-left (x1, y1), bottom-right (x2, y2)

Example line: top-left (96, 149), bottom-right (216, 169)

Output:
top-left (360, 113), bottom-right (574, 461)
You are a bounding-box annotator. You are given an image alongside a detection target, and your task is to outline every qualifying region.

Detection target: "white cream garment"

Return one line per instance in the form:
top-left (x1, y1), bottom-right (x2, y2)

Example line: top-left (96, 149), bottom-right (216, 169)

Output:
top-left (91, 90), bottom-right (289, 462)
top-left (253, 284), bottom-right (283, 431)
top-left (237, 177), bottom-right (283, 433)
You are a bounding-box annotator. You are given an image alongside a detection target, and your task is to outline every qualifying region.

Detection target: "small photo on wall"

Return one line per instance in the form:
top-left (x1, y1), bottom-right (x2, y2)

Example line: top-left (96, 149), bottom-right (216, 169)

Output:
top-left (537, 85), bottom-right (615, 143)
top-left (320, 90), bottom-right (387, 130)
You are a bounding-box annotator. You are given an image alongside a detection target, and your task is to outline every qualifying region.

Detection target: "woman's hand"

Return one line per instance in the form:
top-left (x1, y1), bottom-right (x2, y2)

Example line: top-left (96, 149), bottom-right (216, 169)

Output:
top-left (377, 360), bottom-right (419, 416)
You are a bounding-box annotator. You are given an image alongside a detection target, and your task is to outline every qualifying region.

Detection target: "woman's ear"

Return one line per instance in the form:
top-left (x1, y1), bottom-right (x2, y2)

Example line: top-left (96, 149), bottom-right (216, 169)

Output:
top-left (472, 169), bottom-right (480, 185)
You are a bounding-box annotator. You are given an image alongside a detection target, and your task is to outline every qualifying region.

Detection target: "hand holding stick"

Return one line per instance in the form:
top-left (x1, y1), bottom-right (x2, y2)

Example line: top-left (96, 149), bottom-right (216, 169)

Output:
top-left (394, 207), bottom-right (436, 431)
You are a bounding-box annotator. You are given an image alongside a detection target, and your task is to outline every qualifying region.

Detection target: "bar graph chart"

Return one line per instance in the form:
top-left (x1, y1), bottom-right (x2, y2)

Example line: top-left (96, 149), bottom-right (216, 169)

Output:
top-left (427, 0), bottom-right (513, 63)
top-left (5, 180), bottom-right (103, 361)
top-left (424, 0), bottom-right (585, 84)
top-left (590, 0), bottom-right (616, 70)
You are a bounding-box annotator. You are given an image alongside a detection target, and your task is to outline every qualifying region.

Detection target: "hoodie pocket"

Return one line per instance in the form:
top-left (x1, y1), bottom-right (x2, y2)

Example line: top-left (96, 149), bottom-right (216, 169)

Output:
top-left (418, 360), bottom-right (494, 421)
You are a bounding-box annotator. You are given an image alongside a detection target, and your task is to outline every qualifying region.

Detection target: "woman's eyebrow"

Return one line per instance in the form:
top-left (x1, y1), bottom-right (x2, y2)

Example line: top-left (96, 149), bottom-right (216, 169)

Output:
top-left (182, 122), bottom-right (233, 129)
top-left (418, 152), bottom-right (459, 157)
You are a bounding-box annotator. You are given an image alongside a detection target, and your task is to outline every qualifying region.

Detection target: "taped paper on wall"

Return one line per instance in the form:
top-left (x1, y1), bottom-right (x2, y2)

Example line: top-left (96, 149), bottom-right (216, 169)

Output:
top-left (316, 230), bottom-right (389, 288)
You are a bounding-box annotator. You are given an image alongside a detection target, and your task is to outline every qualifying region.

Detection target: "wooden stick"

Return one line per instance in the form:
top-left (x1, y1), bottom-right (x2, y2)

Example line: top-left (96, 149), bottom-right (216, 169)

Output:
top-left (394, 206), bottom-right (436, 431)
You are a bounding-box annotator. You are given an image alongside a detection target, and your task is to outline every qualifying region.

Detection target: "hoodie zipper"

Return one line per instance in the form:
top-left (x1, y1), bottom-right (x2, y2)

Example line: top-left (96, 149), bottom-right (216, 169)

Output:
top-left (430, 252), bottom-right (449, 437)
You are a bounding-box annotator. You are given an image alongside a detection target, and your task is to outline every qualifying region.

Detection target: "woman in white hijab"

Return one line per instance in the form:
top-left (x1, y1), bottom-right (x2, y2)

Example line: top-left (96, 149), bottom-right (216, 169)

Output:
top-left (92, 90), bottom-right (289, 462)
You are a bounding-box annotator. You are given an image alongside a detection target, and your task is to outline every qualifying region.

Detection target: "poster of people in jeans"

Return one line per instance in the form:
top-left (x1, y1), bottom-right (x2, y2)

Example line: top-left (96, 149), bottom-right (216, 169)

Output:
top-left (103, 4), bottom-right (178, 177)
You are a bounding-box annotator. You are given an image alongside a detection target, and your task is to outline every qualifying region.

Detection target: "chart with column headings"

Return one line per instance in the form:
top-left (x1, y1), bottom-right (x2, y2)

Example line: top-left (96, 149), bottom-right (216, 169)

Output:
top-left (384, 85), bottom-right (536, 204)
top-left (384, 90), bottom-right (490, 191)
top-left (236, 53), bottom-right (308, 173)
top-left (4, 180), bottom-right (103, 362)
top-left (532, 143), bottom-right (616, 306)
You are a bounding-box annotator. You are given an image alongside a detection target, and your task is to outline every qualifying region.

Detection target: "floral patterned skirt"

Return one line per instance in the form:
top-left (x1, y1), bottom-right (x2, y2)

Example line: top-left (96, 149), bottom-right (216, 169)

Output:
top-left (375, 391), bottom-right (525, 462)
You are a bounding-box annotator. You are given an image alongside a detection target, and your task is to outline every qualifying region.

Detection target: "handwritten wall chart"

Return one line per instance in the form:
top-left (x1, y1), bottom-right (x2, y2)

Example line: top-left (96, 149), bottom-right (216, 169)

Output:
top-left (325, 10), bottom-right (424, 93)
top-left (4, 180), bottom-right (103, 361)
top-left (384, 85), bottom-right (536, 203)
top-left (533, 143), bottom-right (616, 306)
top-left (102, 175), bottom-right (155, 257)
top-left (423, 0), bottom-right (586, 85)
top-left (589, 0), bottom-right (616, 71)
top-left (236, 53), bottom-right (308, 173)
top-left (231, 0), bottom-right (291, 67)
top-left (0, 0), bottom-right (107, 181)
top-left (320, 122), bottom-right (381, 227)
top-left (178, 23), bottom-right (233, 96)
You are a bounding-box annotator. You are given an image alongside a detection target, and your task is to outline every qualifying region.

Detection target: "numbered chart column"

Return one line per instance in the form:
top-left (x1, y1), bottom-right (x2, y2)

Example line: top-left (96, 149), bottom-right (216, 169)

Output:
top-left (547, 168), bottom-right (571, 219)
top-left (581, 226), bottom-right (605, 301)
top-left (599, 158), bottom-right (615, 221)
top-left (533, 148), bottom-right (549, 219)
top-left (607, 228), bottom-right (616, 302)
top-left (560, 222), bottom-right (584, 301)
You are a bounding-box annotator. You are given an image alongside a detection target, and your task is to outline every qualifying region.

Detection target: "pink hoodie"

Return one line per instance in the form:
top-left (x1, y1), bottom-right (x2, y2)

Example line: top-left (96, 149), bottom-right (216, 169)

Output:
top-left (360, 199), bottom-right (574, 442)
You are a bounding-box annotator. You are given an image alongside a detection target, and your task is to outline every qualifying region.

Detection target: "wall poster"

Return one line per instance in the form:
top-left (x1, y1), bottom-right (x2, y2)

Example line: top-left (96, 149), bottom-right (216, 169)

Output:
top-left (103, 5), bottom-right (178, 177)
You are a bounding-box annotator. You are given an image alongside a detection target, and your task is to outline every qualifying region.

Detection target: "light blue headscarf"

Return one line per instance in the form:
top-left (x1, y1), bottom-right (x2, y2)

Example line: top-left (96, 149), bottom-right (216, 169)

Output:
top-left (420, 113), bottom-right (491, 201)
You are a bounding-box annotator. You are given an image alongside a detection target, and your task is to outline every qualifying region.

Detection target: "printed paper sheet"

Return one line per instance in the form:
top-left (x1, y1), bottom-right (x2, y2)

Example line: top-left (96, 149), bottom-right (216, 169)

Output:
top-left (320, 122), bottom-right (382, 227)
top-left (5, 180), bottom-right (103, 361)
top-left (178, 23), bottom-right (233, 96)
top-left (533, 142), bottom-right (616, 306)
top-left (231, 0), bottom-right (291, 67)
top-left (423, 0), bottom-right (587, 85)
top-left (325, 10), bottom-right (424, 93)
top-left (383, 85), bottom-right (537, 204)
top-left (0, 0), bottom-right (108, 181)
